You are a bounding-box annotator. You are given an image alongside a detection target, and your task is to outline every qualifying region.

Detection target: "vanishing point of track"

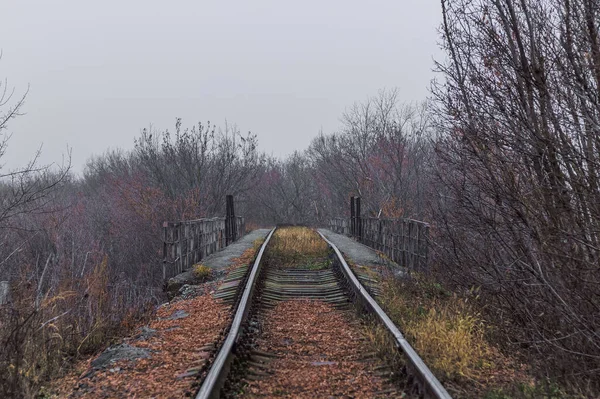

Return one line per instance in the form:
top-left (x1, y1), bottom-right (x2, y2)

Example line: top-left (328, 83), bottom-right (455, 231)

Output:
top-left (195, 228), bottom-right (452, 399)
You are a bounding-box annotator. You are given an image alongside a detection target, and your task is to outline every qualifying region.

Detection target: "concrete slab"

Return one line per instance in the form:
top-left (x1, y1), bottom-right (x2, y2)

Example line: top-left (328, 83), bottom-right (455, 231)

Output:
top-left (201, 228), bottom-right (271, 271)
top-left (318, 228), bottom-right (406, 276)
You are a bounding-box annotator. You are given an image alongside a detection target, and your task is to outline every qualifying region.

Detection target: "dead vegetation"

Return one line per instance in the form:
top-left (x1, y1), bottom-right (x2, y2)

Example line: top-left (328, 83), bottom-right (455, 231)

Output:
top-left (192, 264), bottom-right (212, 281)
top-left (0, 260), bottom-right (157, 399)
top-left (370, 271), bottom-right (582, 398)
top-left (267, 227), bottom-right (330, 268)
top-left (47, 239), bottom-right (264, 398)
top-left (242, 300), bottom-right (400, 398)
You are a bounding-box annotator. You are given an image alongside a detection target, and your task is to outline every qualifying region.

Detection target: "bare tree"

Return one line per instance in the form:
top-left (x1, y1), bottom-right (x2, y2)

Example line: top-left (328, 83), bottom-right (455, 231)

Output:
top-left (131, 119), bottom-right (264, 218)
top-left (0, 70), bottom-right (71, 275)
top-left (249, 153), bottom-right (318, 225)
top-left (432, 0), bottom-right (600, 388)
top-left (309, 89), bottom-right (434, 221)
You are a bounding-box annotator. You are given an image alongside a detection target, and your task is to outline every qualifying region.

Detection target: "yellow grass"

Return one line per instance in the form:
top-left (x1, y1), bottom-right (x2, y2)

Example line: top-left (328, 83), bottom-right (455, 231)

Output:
top-left (380, 279), bottom-right (495, 380)
top-left (405, 302), bottom-right (493, 378)
top-left (371, 275), bottom-right (538, 398)
top-left (268, 227), bottom-right (329, 267)
top-left (192, 264), bottom-right (212, 281)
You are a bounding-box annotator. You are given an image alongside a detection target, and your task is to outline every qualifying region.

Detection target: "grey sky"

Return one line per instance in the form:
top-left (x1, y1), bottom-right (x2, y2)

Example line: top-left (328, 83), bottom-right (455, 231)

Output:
top-left (1, 0), bottom-right (443, 174)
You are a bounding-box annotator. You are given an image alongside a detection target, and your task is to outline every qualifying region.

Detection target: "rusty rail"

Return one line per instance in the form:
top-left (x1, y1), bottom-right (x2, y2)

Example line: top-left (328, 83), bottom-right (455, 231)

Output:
top-left (319, 232), bottom-right (451, 399)
top-left (195, 228), bottom-right (275, 399)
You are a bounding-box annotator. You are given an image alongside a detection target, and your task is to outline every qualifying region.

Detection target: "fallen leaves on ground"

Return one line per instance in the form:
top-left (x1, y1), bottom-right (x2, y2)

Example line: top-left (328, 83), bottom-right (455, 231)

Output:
top-left (52, 293), bottom-right (229, 399)
top-left (243, 300), bottom-right (401, 398)
top-left (49, 243), bottom-right (264, 399)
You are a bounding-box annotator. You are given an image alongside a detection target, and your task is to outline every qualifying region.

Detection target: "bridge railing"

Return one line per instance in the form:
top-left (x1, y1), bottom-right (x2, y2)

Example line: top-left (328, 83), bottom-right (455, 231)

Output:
top-left (329, 216), bottom-right (429, 270)
top-left (329, 197), bottom-right (429, 270)
top-left (162, 196), bottom-right (245, 280)
top-left (329, 217), bottom-right (350, 236)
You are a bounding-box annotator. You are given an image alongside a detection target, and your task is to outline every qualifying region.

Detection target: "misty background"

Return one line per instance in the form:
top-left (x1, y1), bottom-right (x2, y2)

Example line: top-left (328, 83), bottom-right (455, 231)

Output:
top-left (0, 0), bottom-right (442, 173)
top-left (4, 1), bottom-right (600, 396)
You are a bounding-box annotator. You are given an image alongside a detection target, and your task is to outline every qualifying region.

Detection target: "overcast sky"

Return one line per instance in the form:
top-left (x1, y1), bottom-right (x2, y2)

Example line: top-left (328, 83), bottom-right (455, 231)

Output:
top-left (0, 0), bottom-right (443, 174)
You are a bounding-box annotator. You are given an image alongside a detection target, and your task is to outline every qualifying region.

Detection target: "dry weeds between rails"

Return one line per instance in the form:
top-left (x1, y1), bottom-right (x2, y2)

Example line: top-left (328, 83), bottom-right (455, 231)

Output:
top-left (267, 227), bottom-right (329, 268)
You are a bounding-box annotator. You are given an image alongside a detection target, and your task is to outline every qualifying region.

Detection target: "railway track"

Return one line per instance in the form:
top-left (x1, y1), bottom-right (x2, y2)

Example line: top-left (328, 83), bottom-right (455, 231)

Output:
top-left (195, 227), bottom-right (451, 398)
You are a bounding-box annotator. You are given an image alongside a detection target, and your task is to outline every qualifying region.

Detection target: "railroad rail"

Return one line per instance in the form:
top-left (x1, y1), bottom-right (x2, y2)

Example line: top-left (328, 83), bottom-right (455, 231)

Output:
top-left (195, 228), bottom-right (451, 399)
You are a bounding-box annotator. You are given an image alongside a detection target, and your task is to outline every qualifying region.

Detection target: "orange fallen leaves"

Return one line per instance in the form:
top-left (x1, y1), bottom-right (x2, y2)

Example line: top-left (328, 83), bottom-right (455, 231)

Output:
top-left (243, 300), bottom-right (400, 398)
top-left (53, 294), bottom-right (229, 399)
top-left (50, 238), bottom-right (266, 399)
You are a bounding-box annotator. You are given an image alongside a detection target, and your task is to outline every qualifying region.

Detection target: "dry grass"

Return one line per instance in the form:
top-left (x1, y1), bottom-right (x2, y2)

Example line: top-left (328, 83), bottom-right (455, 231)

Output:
top-left (192, 264), bottom-right (212, 281)
top-left (405, 303), bottom-right (494, 379)
top-left (267, 227), bottom-right (329, 268)
top-left (0, 260), bottom-right (156, 398)
top-left (271, 227), bottom-right (328, 256)
top-left (252, 238), bottom-right (265, 250)
top-left (375, 274), bottom-right (535, 398)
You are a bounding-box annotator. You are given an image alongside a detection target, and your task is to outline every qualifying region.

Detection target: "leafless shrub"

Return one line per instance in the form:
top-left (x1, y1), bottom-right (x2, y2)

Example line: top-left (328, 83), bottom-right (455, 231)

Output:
top-left (308, 89), bottom-right (435, 221)
top-left (431, 0), bottom-right (600, 390)
top-left (0, 114), bottom-right (265, 396)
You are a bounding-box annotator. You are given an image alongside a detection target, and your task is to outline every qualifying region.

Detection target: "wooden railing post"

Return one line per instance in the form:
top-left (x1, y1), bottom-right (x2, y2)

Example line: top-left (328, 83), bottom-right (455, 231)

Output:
top-left (230, 196), bottom-right (237, 241)
top-left (225, 195), bottom-right (236, 245)
top-left (350, 196), bottom-right (356, 237)
top-left (162, 221), bottom-right (168, 281)
top-left (422, 224), bottom-right (430, 271)
top-left (355, 197), bottom-right (362, 242)
top-left (177, 222), bottom-right (183, 274)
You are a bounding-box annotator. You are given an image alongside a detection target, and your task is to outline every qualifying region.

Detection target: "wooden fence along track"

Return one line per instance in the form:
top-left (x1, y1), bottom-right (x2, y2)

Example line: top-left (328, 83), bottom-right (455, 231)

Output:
top-left (195, 228), bottom-right (451, 399)
top-left (329, 196), bottom-right (430, 270)
top-left (163, 196), bottom-right (245, 280)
